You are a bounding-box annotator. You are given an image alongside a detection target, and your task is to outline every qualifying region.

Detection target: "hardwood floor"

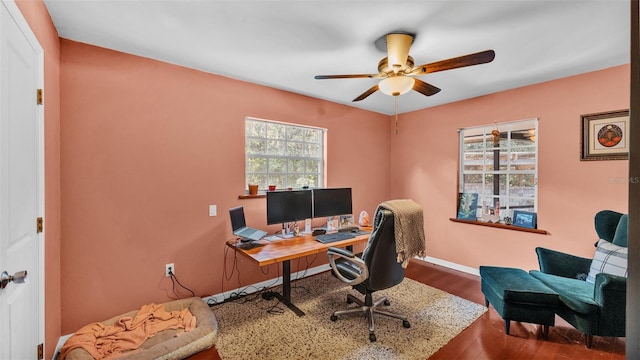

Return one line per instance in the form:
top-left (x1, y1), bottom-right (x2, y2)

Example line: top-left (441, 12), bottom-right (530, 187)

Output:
top-left (189, 259), bottom-right (626, 359)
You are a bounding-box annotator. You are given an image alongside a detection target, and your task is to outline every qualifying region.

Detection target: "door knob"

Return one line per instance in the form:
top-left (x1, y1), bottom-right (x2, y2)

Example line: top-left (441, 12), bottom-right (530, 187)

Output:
top-left (0, 270), bottom-right (27, 289)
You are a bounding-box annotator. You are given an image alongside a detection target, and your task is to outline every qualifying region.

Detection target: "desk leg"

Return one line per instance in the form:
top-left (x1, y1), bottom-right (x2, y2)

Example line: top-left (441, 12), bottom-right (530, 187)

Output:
top-left (266, 260), bottom-right (305, 317)
top-left (282, 260), bottom-right (292, 305)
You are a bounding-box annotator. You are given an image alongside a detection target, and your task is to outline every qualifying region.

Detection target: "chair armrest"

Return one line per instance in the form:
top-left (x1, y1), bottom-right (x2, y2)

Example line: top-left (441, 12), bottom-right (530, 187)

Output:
top-left (594, 273), bottom-right (627, 331)
top-left (327, 246), bottom-right (368, 286)
top-left (594, 273), bottom-right (626, 305)
top-left (535, 247), bottom-right (592, 279)
top-left (327, 246), bottom-right (355, 258)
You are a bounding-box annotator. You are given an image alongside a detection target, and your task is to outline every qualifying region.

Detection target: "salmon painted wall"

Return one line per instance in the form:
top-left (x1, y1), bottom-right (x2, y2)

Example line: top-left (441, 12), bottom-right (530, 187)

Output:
top-left (59, 39), bottom-right (391, 333)
top-left (16, 0), bottom-right (61, 357)
top-left (391, 65), bottom-right (629, 272)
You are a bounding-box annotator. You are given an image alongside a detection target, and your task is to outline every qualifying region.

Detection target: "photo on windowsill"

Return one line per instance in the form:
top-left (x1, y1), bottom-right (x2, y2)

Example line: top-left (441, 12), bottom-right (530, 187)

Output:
top-left (512, 210), bottom-right (537, 229)
top-left (457, 193), bottom-right (479, 220)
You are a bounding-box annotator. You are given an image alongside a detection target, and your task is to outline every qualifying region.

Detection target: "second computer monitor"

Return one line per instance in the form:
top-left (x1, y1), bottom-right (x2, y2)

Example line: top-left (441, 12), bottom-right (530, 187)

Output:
top-left (266, 189), bottom-right (313, 225)
top-left (313, 187), bottom-right (353, 218)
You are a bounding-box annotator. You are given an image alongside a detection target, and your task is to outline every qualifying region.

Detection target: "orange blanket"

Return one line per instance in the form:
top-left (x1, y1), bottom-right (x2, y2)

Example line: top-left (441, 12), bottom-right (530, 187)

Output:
top-left (60, 303), bottom-right (196, 359)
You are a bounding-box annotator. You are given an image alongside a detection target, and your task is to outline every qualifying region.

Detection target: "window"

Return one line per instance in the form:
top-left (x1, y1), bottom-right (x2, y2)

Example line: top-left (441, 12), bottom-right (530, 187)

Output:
top-left (245, 117), bottom-right (324, 191)
top-left (459, 119), bottom-right (538, 219)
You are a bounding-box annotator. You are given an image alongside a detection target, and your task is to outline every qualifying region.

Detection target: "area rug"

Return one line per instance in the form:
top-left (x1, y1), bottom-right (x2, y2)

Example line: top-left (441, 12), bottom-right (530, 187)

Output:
top-left (211, 271), bottom-right (486, 360)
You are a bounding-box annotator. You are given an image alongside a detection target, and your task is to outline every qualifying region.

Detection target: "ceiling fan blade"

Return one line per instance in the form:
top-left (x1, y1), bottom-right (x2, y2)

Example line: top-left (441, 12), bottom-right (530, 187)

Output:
top-left (352, 84), bottom-right (379, 102)
top-left (413, 78), bottom-right (441, 97)
top-left (315, 73), bottom-right (381, 80)
top-left (414, 50), bottom-right (495, 75)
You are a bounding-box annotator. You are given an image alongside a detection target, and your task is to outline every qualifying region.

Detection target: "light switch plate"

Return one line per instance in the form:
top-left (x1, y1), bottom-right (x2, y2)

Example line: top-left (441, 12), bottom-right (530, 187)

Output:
top-left (209, 205), bottom-right (217, 216)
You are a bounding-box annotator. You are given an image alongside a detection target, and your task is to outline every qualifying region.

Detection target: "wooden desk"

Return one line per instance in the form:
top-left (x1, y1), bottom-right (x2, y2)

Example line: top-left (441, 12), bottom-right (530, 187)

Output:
top-left (227, 231), bottom-right (370, 316)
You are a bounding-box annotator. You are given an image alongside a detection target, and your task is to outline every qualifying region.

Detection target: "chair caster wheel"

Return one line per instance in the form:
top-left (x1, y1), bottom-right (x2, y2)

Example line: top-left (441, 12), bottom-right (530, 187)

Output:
top-left (384, 299), bottom-right (390, 306)
top-left (403, 320), bottom-right (411, 328)
top-left (369, 333), bottom-right (376, 342)
top-left (330, 315), bottom-right (338, 322)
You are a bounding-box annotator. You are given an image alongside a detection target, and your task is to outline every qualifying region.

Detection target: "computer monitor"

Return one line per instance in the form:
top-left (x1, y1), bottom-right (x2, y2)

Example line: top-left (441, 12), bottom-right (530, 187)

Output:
top-left (312, 187), bottom-right (353, 218)
top-left (266, 189), bottom-right (313, 225)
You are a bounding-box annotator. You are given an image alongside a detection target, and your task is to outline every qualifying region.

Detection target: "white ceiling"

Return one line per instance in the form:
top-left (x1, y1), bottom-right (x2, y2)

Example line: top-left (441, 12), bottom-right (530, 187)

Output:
top-left (43, 0), bottom-right (630, 115)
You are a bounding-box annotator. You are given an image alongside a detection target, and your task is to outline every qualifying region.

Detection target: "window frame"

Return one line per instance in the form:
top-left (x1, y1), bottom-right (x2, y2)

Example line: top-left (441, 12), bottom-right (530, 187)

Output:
top-left (245, 117), bottom-right (326, 192)
top-left (458, 118), bottom-right (539, 220)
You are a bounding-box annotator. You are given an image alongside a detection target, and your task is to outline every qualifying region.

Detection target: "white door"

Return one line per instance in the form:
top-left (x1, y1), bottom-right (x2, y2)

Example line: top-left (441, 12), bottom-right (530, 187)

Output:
top-left (0, 1), bottom-right (44, 359)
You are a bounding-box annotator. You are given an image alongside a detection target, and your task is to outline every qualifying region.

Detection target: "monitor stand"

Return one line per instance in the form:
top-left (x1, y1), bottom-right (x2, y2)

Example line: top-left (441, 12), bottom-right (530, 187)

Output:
top-left (277, 222), bottom-right (295, 238)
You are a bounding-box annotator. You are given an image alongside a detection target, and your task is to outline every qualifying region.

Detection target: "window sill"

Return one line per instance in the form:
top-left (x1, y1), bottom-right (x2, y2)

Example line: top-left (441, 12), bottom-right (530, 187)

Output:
top-left (449, 218), bottom-right (548, 234)
top-left (238, 194), bottom-right (266, 199)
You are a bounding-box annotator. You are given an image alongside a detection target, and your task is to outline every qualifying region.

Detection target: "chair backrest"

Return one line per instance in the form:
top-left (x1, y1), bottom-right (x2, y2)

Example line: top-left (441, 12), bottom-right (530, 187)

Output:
top-left (360, 208), bottom-right (405, 291)
top-left (594, 210), bottom-right (628, 247)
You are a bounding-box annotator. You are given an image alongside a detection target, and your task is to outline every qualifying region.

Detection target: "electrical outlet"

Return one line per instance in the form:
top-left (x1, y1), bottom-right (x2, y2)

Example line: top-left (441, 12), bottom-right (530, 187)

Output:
top-left (165, 263), bottom-right (174, 277)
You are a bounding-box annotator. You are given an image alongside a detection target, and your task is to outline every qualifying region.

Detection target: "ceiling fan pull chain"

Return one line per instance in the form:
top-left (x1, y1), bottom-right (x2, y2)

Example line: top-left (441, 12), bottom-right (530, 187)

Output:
top-left (395, 96), bottom-right (399, 135)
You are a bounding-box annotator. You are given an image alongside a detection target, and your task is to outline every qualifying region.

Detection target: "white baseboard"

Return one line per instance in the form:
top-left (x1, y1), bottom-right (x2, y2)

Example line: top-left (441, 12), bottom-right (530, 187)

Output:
top-left (201, 263), bottom-right (331, 305)
top-left (414, 256), bottom-right (480, 277)
top-left (52, 333), bottom-right (72, 360)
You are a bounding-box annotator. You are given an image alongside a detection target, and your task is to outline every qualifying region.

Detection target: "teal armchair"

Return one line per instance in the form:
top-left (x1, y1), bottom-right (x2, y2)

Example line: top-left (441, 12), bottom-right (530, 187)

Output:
top-left (529, 210), bottom-right (627, 348)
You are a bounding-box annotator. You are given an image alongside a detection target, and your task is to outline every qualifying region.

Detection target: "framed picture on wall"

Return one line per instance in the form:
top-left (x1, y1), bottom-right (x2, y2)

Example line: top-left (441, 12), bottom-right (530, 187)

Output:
top-left (512, 210), bottom-right (537, 229)
top-left (581, 109), bottom-right (630, 161)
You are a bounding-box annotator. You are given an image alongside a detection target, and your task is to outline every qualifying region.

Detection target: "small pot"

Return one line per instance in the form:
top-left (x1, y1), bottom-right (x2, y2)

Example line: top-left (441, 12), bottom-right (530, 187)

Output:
top-left (268, 185), bottom-right (276, 191)
top-left (248, 184), bottom-right (259, 195)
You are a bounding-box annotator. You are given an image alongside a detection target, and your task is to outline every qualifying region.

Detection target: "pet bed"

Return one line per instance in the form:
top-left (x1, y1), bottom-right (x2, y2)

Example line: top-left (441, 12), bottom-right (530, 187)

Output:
top-left (62, 297), bottom-right (218, 360)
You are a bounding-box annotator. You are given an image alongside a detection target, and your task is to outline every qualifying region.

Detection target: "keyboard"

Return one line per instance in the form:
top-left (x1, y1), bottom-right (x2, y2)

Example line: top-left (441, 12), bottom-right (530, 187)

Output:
top-left (314, 232), bottom-right (355, 244)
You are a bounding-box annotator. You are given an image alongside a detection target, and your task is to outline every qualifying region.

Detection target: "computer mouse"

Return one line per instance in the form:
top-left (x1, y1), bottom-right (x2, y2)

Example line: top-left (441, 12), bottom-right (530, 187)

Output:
top-left (351, 229), bottom-right (359, 233)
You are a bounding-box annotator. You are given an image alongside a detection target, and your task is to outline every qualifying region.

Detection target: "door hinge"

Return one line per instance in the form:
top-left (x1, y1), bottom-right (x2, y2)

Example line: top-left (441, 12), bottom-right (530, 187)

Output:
top-left (37, 89), bottom-right (43, 105)
top-left (37, 217), bottom-right (43, 233)
top-left (37, 343), bottom-right (43, 360)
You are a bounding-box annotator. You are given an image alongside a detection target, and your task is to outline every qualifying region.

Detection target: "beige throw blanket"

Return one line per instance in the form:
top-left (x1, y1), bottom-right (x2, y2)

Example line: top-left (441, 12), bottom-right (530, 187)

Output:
top-left (60, 303), bottom-right (196, 359)
top-left (378, 199), bottom-right (426, 268)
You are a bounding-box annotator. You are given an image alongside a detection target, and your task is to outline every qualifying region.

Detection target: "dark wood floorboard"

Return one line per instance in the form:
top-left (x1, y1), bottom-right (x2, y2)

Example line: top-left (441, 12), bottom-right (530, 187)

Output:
top-left (188, 259), bottom-right (626, 359)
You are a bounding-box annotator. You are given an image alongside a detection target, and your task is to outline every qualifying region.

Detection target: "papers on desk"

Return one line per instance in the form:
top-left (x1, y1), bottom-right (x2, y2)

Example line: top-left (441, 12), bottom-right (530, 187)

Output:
top-left (264, 234), bottom-right (303, 242)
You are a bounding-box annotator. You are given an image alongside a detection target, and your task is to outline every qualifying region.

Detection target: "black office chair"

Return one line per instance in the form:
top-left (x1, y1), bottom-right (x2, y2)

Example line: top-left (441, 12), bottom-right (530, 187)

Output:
top-left (327, 208), bottom-right (410, 342)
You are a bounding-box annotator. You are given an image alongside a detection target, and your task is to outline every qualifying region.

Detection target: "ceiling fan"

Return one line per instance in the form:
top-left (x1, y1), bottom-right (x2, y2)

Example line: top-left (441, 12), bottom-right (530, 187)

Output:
top-left (314, 32), bottom-right (495, 102)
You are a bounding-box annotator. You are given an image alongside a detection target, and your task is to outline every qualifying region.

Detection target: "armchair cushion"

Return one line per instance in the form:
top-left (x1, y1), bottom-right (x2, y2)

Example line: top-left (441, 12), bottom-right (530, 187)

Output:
top-left (530, 270), bottom-right (598, 315)
top-left (586, 239), bottom-right (628, 283)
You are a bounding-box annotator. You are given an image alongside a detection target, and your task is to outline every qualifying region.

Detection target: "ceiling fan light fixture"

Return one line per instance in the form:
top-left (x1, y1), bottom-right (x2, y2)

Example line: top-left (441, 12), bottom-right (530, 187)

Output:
top-left (379, 76), bottom-right (415, 97)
